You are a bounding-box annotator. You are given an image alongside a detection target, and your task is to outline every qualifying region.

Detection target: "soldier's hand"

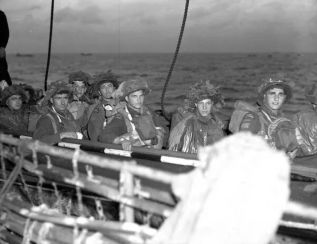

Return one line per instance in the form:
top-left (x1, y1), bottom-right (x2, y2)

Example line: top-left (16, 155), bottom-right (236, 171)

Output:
top-left (121, 141), bottom-right (132, 151)
top-left (60, 132), bottom-right (79, 139)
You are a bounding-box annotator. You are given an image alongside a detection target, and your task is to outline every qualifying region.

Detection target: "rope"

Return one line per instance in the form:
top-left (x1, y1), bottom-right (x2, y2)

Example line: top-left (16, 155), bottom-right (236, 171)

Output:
top-left (0, 143), bottom-right (6, 180)
top-left (74, 228), bottom-right (88, 244)
top-left (45, 155), bottom-right (52, 169)
top-left (19, 173), bottom-right (34, 205)
top-left (95, 199), bottom-right (105, 221)
top-left (22, 218), bottom-right (31, 244)
top-left (32, 141), bottom-right (38, 167)
top-left (85, 165), bottom-right (93, 180)
top-left (22, 219), bottom-right (37, 244)
top-left (44, 0), bottom-right (55, 91)
top-left (72, 148), bottom-right (84, 215)
top-left (0, 178), bottom-right (110, 203)
top-left (160, 0), bottom-right (190, 120)
top-left (37, 176), bottom-right (44, 204)
top-left (52, 182), bottom-right (63, 212)
top-left (37, 222), bottom-right (53, 243)
top-left (117, 0), bottom-right (121, 71)
top-left (0, 152), bottom-right (24, 206)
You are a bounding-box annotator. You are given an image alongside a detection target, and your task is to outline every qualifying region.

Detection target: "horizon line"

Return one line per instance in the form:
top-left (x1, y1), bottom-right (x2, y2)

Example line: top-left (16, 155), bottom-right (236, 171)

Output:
top-left (7, 51), bottom-right (317, 55)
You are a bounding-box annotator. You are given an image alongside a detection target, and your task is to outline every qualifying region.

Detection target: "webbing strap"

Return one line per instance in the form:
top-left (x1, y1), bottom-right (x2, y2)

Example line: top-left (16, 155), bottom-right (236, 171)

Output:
top-left (46, 113), bottom-right (58, 134)
top-left (123, 106), bottom-right (145, 146)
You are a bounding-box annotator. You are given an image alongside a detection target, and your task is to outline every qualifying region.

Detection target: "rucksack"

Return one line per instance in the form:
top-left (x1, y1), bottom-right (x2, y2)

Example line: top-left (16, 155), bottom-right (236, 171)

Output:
top-left (229, 101), bottom-right (259, 133)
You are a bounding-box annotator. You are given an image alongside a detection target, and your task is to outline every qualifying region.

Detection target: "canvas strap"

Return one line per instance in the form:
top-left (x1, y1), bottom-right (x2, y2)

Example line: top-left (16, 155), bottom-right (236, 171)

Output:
top-left (46, 113), bottom-right (58, 134)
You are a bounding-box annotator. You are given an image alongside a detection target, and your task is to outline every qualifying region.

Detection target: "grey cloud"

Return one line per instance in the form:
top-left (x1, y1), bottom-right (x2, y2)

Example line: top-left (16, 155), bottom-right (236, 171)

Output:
top-left (54, 5), bottom-right (104, 25)
top-left (6, 0), bottom-right (317, 53)
top-left (209, 1), bottom-right (237, 14)
top-left (190, 8), bottom-right (211, 21)
top-left (54, 7), bottom-right (79, 23)
top-left (139, 16), bottom-right (157, 26)
top-left (27, 4), bottom-right (43, 11)
top-left (80, 6), bottom-right (104, 24)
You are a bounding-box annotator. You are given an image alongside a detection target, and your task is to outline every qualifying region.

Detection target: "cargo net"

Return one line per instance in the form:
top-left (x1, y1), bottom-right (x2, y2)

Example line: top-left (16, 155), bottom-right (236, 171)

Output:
top-left (3, 133), bottom-right (317, 244)
top-left (0, 134), bottom-right (175, 244)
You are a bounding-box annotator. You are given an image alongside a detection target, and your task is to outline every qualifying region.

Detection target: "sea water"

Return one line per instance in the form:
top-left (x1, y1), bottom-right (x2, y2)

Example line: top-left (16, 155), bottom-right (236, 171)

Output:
top-left (6, 52), bottom-right (317, 117)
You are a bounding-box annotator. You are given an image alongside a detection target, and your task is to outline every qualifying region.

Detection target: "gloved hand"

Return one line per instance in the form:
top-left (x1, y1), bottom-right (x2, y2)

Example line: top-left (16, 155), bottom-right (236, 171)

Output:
top-left (60, 132), bottom-right (83, 140)
top-left (121, 140), bottom-right (132, 151)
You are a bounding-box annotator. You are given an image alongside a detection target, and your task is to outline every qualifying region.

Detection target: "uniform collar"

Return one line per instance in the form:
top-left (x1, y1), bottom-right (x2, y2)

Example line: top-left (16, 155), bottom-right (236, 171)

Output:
top-left (260, 104), bottom-right (283, 121)
top-left (127, 104), bottom-right (143, 115)
top-left (195, 110), bottom-right (214, 124)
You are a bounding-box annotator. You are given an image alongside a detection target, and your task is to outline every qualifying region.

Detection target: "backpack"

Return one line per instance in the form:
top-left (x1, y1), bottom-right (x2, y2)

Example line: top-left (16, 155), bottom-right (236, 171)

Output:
top-left (229, 101), bottom-right (259, 133)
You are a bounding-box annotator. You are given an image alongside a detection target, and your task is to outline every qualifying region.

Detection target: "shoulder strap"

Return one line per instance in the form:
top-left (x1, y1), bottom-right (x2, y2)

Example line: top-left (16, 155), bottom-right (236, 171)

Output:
top-left (46, 113), bottom-right (58, 134)
top-left (267, 117), bottom-right (291, 139)
top-left (255, 112), bottom-right (267, 137)
top-left (118, 105), bottom-right (145, 145)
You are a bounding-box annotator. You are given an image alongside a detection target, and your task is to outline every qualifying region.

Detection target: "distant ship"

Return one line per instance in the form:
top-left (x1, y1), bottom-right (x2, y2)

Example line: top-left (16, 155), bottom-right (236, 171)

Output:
top-left (16, 53), bottom-right (34, 57)
top-left (80, 52), bottom-right (93, 56)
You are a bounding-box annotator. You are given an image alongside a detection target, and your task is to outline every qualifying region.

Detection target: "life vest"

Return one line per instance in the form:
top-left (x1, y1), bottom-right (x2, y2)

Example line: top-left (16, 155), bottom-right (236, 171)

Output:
top-left (258, 110), bottom-right (291, 148)
top-left (229, 101), bottom-right (261, 133)
top-left (229, 101), bottom-right (291, 148)
top-left (115, 105), bottom-right (158, 146)
top-left (46, 107), bottom-right (80, 134)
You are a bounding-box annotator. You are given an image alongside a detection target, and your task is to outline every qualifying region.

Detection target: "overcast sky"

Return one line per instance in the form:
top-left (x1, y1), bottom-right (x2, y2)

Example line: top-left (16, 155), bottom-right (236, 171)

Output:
top-left (2, 0), bottom-right (317, 53)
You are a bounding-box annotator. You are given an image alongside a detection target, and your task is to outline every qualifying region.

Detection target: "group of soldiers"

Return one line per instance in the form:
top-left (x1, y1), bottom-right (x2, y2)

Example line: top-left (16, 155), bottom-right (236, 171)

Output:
top-left (0, 70), bottom-right (316, 159)
top-left (169, 74), bottom-right (317, 158)
top-left (0, 71), bottom-right (168, 150)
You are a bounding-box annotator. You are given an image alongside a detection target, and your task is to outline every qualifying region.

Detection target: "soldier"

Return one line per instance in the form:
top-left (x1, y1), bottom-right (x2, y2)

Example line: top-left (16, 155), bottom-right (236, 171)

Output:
top-left (33, 81), bottom-right (84, 145)
top-left (169, 80), bottom-right (225, 153)
top-left (87, 72), bottom-right (119, 141)
top-left (67, 71), bottom-right (91, 120)
top-left (99, 77), bottom-right (168, 150)
top-left (0, 85), bottom-right (29, 135)
top-left (293, 84), bottom-right (317, 155)
top-left (229, 75), bottom-right (298, 156)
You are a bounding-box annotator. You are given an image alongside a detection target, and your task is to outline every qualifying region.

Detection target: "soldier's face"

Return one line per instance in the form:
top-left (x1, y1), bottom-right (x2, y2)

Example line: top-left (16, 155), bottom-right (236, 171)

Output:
top-left (264, 87), bottom-right (286, 111)
top-left (7, 95), bottom-right (22, 110)
top-left (126, 90), bottom-right (144, 110)
top-left (72, 80), bottom-right (86, 99)
top-left (196, 98), bottom-right (212, 117)
top-left (51, 93), bottom-right (69, 111)
top-left (100, 82), bottom-right (114, 99)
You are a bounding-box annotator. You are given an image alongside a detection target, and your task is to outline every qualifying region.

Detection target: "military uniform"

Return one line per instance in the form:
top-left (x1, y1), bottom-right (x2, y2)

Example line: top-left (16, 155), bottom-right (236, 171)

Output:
top-left (99, 104), bottom-right (167, 149)
top-left (33, 108), bottom-right (81, 145)
top-left (294, 106), bottom-right (317, 155)
top-left (169, 112), bottom-right (224, 153)
top-left (33, 80), bottom-right (83, 144)
top-left (0, 85), bottom-right (38, 135)
top-left (239, 106), bottom-right (297, 152)
top-left (68, 94), bottom-right (90, 120)
top-left (0, 106), bottom-right (29, 135)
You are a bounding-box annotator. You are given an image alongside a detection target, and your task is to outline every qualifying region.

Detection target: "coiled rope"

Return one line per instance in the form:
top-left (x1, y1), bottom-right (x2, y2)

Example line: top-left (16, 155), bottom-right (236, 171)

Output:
top-left (160, 0), bottom-right (190, 120)
top-left (44, 0), bottom-right (55, 91)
